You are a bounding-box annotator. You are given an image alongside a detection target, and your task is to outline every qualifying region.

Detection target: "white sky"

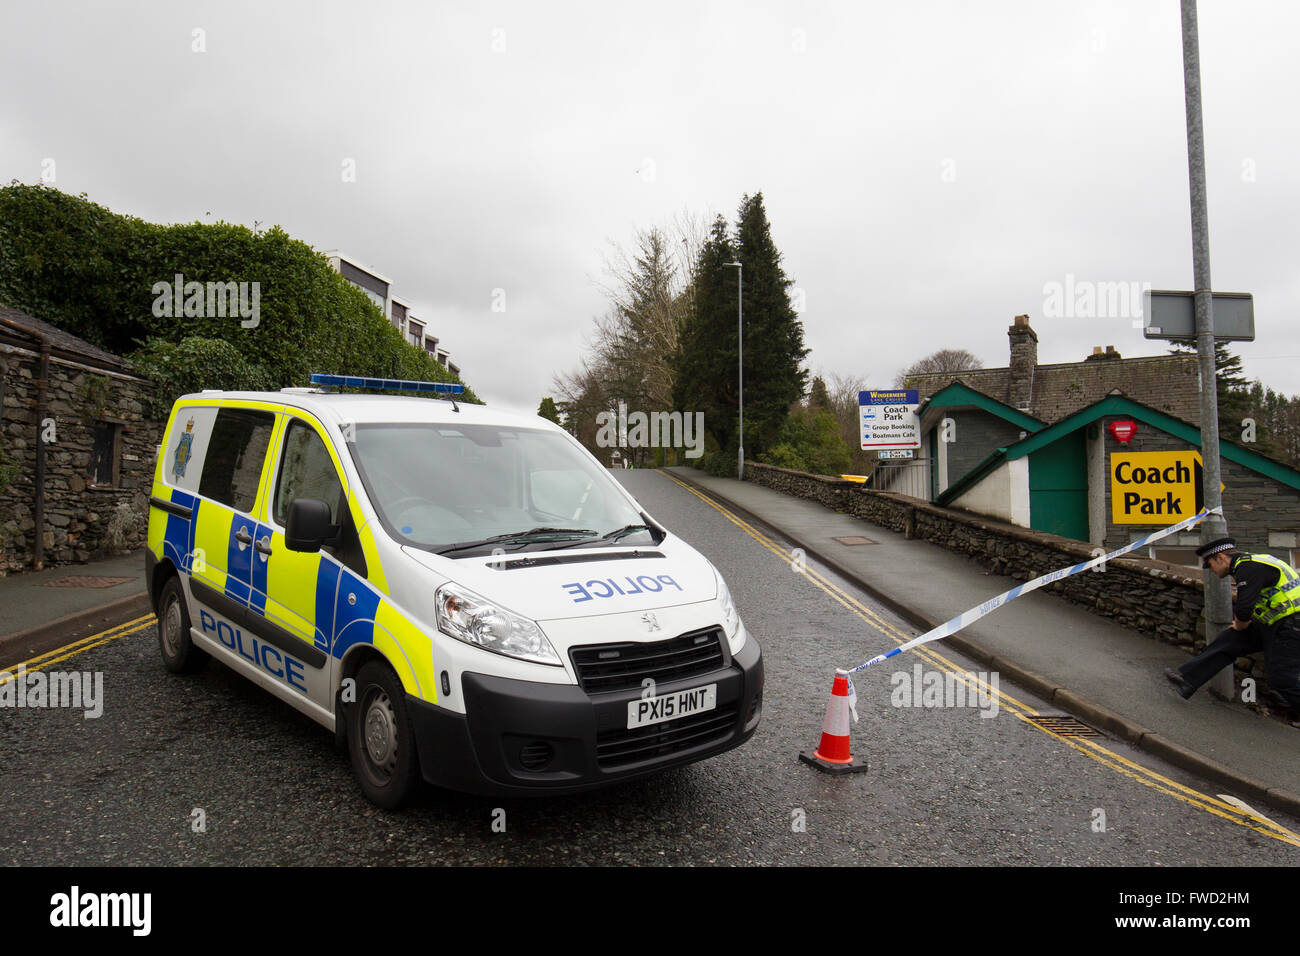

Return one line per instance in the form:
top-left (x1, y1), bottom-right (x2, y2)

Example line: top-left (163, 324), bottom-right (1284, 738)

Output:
top-left (2, 0), bottom-right (1297, 415)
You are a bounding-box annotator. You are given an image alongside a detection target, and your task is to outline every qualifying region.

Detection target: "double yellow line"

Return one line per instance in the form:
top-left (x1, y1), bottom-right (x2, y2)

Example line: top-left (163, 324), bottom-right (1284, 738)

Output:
top-left (0, 614), bottom-right (155, 684)
top-left (660, 470), bottom-right (1300, 849)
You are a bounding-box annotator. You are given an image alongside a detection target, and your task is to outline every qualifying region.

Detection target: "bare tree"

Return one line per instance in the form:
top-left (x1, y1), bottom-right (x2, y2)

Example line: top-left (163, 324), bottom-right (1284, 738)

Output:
top-left (824, 371), bottom-right (877, 475)
top-left (898, 348), bottom-right (983, 383)
top-left (557, 213), bottom-right (710, 461)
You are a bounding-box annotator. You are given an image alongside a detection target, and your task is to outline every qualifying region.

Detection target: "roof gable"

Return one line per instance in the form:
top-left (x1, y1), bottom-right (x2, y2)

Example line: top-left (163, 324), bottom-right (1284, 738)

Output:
top-left (909, 353), bottom-right (1201, 425)
top-left (938, 394), bottom-right (1300, 504)
top-left (919, 381), bottom-right (1046, 432)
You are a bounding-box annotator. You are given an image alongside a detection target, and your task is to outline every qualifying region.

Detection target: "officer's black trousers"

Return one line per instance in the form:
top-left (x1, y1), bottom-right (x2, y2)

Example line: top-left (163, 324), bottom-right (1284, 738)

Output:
top-left (1177, 618), bottom-right (1300, 710)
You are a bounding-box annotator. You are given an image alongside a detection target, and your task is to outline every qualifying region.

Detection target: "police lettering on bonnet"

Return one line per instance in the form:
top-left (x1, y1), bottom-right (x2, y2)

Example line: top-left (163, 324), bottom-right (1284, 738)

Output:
top-left (1165, 536), bottom-right (1300, 718)
top-left (146, 374), bottom-right (762, 808)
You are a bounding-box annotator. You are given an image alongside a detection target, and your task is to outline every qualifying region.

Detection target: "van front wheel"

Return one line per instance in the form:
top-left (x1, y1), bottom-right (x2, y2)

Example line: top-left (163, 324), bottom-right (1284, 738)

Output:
top-left (347, 661), bottom-right (421, 809)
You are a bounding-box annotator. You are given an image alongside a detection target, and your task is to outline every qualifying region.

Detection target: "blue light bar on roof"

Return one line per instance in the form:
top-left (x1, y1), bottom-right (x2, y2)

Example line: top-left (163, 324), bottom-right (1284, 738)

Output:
top-left (309, 373), bottom-right (464, 395)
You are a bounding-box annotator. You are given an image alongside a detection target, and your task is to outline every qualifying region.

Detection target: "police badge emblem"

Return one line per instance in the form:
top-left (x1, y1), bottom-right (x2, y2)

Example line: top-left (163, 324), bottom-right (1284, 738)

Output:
top-left (172, 418), bottom-right (195, 478)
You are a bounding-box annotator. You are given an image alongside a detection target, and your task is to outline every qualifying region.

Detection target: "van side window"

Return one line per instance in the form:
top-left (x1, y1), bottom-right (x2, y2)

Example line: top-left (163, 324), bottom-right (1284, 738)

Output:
top-left (198, 409), bottom-right (275, 511)
top-left (275, 419), bottom-right (344, 525)
top-left (274, 418), bottom-right (367, 578)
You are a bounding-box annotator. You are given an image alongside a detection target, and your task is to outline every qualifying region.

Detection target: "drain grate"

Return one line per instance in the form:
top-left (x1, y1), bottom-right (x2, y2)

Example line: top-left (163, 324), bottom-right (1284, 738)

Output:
top-left (1023, 714), bottom-right (1102, 737)
top-left (42, 576), bottom-right (135, 589)
top-left (832, 535), bottom-right (877, 546)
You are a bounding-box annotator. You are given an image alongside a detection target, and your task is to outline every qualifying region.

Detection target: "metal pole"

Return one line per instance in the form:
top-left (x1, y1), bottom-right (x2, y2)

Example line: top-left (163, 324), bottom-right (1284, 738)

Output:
top-left (737, 262), bottom-right (744, 481)
top-left (725, 261), bottom-right (744, 480)
top-left (1181, 0), bottom-right (1234, 696)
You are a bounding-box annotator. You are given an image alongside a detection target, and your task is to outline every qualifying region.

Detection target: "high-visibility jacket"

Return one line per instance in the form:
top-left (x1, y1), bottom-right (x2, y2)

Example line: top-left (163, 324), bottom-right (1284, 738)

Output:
top-left (1232, 553), bottom-right (1300, 626)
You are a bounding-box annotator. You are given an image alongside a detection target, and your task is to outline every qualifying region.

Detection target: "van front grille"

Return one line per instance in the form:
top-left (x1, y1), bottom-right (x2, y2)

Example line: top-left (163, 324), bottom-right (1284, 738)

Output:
top-left (570, 627), bottom-right (726, 695)
top-left (596, 706), bottom-right (738, 768)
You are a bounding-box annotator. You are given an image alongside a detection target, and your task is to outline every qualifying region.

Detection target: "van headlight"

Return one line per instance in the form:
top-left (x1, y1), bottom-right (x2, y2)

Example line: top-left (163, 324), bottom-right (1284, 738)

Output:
top-left (716, 571), bottom-right (742, 646)
top-left (435, 583), bottom-right (562, 666)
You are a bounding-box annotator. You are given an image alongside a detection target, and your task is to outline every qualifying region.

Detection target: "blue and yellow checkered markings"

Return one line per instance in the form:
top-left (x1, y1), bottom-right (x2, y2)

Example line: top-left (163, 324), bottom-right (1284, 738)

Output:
top-left (192, 505), bottom-right (233, 594)
top-left (248, 522), bottom-right (271, 614)
top-left (332, 568), bottom-right (380, 661)
top-left (314, 558), bottom-right (340, 655)
top-left (356, 521), bottom-right (389, 595)
top-left (327, 570), bottom-right (435, 702)
top-left (147, 481), bottom-right (195, 570)
top-left (374, 602), bottom-right (437, 703)
top-left (222, 513), bottom-right (257, 606)
top-left (166, 491), bottom-right (198, 572)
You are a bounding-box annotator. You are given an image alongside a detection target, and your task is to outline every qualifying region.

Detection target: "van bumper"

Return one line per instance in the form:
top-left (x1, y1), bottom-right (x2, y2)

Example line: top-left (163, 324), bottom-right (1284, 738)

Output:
top-left (407, 635), bottom-right (762, 797)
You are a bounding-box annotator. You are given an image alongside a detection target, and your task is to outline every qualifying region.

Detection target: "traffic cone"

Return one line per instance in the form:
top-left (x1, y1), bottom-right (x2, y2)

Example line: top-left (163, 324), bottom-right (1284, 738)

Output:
top-left (799, 669), bottom-right (869, 774)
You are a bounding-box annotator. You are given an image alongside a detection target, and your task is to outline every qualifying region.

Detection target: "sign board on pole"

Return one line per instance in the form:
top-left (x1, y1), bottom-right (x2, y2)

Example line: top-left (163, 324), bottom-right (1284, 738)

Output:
top-left (1110, 450), bottom-right (1224, 525)
top-left (860, 389), bottom-right (920, 450)
top-left (878, 449), bottom-right (914, 459)
top-left (1142, 290), bottom-right (1255, 342)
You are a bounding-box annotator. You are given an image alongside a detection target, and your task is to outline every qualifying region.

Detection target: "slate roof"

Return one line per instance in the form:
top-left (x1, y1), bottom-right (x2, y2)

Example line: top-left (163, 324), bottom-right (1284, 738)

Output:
top-left (0, 305), bottom-right (137, 375)
top-left (909, 353), bottom-right (1202, 426)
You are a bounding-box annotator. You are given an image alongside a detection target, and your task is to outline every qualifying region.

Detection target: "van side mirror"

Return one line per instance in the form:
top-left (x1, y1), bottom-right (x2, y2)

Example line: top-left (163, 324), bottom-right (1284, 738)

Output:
top-left (285, 498), bottom-right (339, 552)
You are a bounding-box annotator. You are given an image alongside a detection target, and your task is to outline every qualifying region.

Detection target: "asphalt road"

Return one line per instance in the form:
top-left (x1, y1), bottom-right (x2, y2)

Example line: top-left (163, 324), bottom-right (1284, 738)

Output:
top-left (1, 468), bottom-right (1297, 865)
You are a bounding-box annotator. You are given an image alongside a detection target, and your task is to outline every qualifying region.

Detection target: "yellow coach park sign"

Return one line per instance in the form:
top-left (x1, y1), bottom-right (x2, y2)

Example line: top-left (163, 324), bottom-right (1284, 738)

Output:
top-left (1110, 450), bottom-right (1222, 525)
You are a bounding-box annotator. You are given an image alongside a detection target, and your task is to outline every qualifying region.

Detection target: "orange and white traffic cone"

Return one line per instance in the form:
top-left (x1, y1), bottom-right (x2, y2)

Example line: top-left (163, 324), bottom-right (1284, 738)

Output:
top-left (798, 669), bottom-right (869, 774)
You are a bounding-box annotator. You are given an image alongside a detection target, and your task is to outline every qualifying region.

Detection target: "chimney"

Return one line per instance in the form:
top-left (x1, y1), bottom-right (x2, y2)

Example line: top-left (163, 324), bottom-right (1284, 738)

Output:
top-left (1007, 314), bottom-right (1037, 410)
top-left (1084, 344), bottom-right (1122, 362)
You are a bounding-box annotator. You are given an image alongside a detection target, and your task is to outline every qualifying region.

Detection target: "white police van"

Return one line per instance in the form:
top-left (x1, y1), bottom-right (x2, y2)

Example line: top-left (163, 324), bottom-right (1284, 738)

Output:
top-left (146, 375), bottom-right (762, 807)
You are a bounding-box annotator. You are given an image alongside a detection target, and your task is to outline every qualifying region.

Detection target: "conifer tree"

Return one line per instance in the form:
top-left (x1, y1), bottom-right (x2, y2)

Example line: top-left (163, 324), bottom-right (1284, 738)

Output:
top-left (672, 194), bottom-right (809, 469)
top-left (537, 396), bottom-right (562, 425)
top-left (733, 192), bottom-right (809, 455)
top-left (672, 215), bottom-right (740, 454)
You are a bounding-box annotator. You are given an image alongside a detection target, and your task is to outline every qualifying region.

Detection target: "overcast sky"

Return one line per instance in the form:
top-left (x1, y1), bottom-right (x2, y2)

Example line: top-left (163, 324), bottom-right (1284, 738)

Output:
top-left (2, 0), bottom-right (1297, 415)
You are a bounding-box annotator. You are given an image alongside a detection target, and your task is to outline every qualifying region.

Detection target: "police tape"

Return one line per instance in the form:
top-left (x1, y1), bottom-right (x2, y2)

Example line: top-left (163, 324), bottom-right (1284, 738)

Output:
top-left (847, 506), bottom-right (1222, 680)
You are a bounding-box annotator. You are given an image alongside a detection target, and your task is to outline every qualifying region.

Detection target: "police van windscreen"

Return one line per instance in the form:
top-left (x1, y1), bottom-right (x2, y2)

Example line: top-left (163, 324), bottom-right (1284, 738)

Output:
top-left (349, 423), bottom-right (652, 552)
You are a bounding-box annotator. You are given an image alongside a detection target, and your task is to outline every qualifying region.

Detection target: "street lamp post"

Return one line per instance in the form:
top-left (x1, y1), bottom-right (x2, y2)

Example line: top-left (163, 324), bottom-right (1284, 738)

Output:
top-left (725, 261), bottom-right (743, 480)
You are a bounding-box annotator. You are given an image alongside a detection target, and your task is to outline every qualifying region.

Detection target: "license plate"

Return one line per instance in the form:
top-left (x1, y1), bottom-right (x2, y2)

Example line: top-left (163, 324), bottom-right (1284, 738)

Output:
top-left (627, 684), bottom-right (717, 729)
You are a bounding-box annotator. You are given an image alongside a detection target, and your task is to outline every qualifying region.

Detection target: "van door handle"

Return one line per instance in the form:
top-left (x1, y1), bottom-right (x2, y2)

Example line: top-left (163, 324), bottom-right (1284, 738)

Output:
top-left (235, 527), bottom-right (252, 547)
top-left (255, 536), bottom-right (273, 557)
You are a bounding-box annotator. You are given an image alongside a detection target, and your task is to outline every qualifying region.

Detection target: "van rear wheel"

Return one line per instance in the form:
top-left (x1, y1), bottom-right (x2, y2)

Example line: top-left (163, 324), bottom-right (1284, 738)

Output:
top-left (157, 576), bottom-right (208, 674)
top-left (347, 661), bottom-right (421, 809)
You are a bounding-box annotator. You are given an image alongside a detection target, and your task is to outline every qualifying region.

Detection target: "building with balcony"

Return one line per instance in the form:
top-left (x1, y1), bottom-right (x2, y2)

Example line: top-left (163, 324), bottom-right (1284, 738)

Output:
top-left (323, 250), bottom-right (459, 375)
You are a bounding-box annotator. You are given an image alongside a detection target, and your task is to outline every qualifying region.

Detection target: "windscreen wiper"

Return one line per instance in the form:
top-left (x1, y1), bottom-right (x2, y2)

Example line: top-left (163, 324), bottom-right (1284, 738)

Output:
top-left (435, 527), bottom-right (598, 556)
top-left (601, 523), bottom-right (658, 541)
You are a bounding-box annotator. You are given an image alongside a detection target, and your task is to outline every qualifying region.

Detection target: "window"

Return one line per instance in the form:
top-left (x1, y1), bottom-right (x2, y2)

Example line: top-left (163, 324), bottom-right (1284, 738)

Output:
top-left (274, 418), bottom-right (366, 576)
top-left (274, 419), bottom-right (344, 525)
top-left (88, 422), bottom-right (120, 487)
top-left (350, 422), bottom-right (645, 550)
top-left (198, 408), bottom-right (275, 511)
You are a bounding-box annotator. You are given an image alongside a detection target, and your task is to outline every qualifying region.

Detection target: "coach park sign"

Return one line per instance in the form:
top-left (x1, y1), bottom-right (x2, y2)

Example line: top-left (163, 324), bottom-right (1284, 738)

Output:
top-left (1110, 450), bottom-right (1223, 525)
top-left (860, 390), bottom-right (920, 452)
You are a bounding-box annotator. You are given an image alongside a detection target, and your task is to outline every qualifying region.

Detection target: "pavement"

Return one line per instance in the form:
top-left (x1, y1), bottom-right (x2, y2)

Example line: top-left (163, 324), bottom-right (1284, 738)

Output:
top-left (663, 467), bottom-right (1300, 817)
top-left (0, 549), bottom-right (150, 666)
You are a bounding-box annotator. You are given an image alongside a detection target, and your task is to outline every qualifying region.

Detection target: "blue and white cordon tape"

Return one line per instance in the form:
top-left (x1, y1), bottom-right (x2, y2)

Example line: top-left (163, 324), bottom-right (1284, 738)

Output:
top-left (840, 507), bottom-right (1222, 719)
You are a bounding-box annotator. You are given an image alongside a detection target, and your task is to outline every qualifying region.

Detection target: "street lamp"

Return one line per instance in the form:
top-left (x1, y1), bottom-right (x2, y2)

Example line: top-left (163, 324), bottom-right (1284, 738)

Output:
top-left (724, 261), bottom-right (743, 480)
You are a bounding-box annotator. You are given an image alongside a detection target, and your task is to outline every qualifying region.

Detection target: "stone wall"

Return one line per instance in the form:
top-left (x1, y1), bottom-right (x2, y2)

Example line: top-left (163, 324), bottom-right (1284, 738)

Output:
top-left (0, 348), bottom-right (163, 573)
top-left (737, 461), bottom-right (1284, 694)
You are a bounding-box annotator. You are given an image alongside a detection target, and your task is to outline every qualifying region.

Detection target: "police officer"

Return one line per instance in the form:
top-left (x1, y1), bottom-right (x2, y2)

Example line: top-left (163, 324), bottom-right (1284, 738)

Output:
top-left (1165, 537), bottom-right (1300, 718)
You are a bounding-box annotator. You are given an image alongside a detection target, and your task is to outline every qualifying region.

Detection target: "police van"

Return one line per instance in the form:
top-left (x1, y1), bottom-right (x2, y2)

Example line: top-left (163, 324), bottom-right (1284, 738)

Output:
top-left (146, 375), bottom-right (762, 807)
